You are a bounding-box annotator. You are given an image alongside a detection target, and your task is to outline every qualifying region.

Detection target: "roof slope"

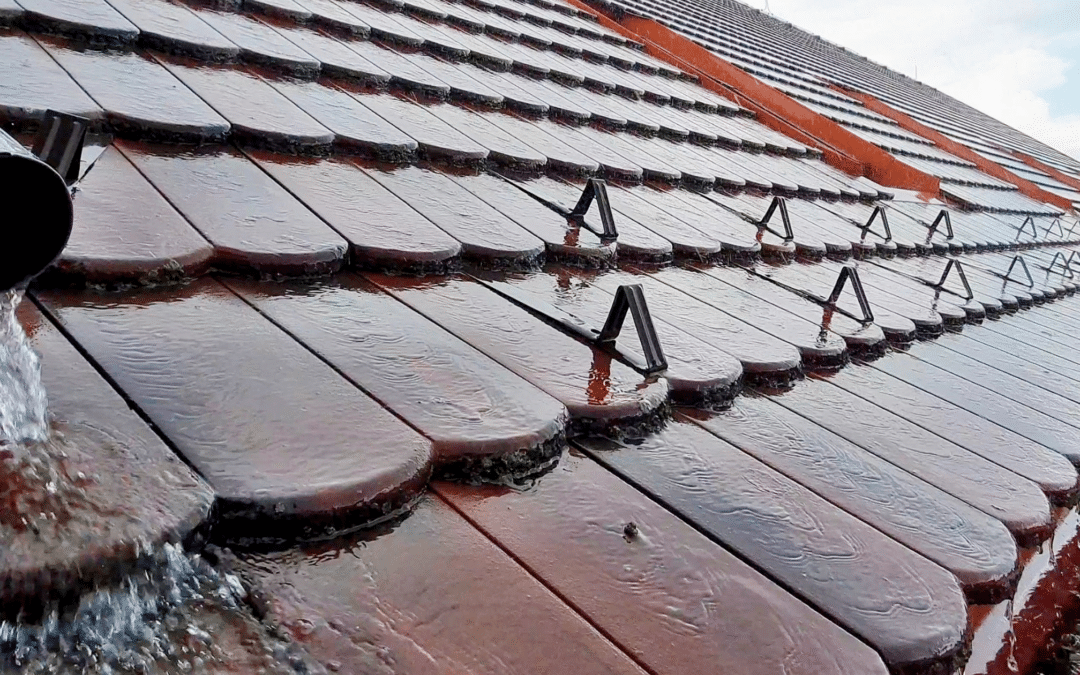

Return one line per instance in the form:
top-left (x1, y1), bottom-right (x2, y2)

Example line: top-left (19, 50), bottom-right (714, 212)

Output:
top-left (3, 0), bottom-right (1080, 673)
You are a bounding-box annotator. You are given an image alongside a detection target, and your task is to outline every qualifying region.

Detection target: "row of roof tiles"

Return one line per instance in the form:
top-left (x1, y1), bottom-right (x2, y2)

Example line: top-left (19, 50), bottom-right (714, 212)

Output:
top-left (8, 0), bottom-right (1080, 673)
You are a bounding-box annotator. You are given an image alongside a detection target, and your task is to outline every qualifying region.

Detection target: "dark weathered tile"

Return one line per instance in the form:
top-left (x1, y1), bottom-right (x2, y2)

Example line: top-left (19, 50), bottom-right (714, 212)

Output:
top-left (353, 91), bottom-right (490, 163)
top-left (368, 164), bottom-right (543, 265)
top-left (43, 40), bottom-right (230, 141)
top-left (250, 152), bottom-right (461, 273)
top-left (192, 8), bottom-right (320, 77)
top-left (37, 278), bottom-right (434, 543)
top-left (159, 60), bottom-right (334, 151)
top-left (16, 0), bottom-right (138, 44)
top-left (56, 145), bottom-right (213, 284)
top-left (267, 79), bottom-right (415, 159)
top-left (690, 393), bottom-right (1019, 603)
top-left (369, 275), bottom-right (669, 433)
top-left (122, 143), bottom-right (347, 276)
top-left (0, 0), bottom-right (22, 22)
top-left (226, 274), bottom-right (569, 475)
top-left (104, 0), bottom-right (239, 60)
top-left (272, 27), bottom-right (390, 84)
top-left (290, 0), bottom-right (371, 35)
top-left (571, 419), bottom-right (967, 674)
top-left (233, 496), bottom-right (648, 675)
top-left (345, 37), bottom-right (450, 94)
top-left (0, 30), bottom-right (101, 123)
top-left (437, 449), bottom-right (896, 675)
top-left (482, 112), bottom-right (599, 175)
top-left (425, 103), bottom-right (546, 169)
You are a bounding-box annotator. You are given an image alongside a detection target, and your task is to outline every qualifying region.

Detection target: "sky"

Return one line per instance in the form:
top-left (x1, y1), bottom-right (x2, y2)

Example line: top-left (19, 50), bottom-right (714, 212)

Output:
top-left (750, 0), bottom-right (1080, 161)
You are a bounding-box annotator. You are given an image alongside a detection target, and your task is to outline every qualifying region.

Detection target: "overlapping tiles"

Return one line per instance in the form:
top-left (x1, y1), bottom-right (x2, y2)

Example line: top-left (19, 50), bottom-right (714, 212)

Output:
top-left (7, 0), bottom-right (1080, 672)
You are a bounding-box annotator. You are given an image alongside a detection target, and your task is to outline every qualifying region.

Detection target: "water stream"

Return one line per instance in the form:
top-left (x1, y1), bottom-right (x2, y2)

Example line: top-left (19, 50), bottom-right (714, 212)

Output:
top-left (0, 290), bottom-right (48, 449)
top-left (0, 292), bottom-right (319, 674)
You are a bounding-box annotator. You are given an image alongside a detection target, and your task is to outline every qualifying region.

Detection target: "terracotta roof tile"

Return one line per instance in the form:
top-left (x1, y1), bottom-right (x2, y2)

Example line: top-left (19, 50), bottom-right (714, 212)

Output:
top-left (6, 0), bottom-right (1080, 669)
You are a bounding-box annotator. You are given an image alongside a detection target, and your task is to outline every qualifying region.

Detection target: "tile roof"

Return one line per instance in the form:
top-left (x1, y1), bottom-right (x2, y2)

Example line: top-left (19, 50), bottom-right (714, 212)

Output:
top-left (3, 0), bottom-right (1080, 672)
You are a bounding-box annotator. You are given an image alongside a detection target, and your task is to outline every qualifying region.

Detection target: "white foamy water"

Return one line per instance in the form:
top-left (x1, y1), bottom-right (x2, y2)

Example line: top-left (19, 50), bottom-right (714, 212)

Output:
top-left (0, 543), bottom-right (322, 675)
top-left (0, 290), bottom-right (48, 449)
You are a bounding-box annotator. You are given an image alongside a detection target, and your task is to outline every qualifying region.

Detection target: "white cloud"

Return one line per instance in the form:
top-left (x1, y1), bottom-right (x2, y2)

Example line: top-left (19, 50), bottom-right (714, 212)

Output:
top-left (756, 0), bottom-right (1080, 161)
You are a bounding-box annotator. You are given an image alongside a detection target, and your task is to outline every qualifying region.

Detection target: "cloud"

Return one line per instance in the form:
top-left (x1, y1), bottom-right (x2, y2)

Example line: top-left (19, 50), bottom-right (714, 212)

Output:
top-left (758, 0), bottom-right (1080, 161)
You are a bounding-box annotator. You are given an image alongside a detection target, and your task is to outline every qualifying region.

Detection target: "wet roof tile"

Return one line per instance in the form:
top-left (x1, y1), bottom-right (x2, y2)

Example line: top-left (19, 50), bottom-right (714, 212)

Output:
top-left (160, 60), bottom-right (335, 151)
top-left (289, 0), bottom-right (372, 35)
top-left (693, 393), bottom-right (1018, 602)
top-left (226, 274), bottom-right (568, 474)
top-left (43, 40), bottom-right (230, 142)
top-left (264, 79), bottom-right (413, 158)
top-left (345, 38), bottom-right (450, 93)
top-left (9, 0), bottom-right (1080, 669)
top-left (0, 0), bottom-right (22, 21)
top-left (573, 418), bottom-right (966, 672)
top-left (333, 2), bottom-right (421, 45)
top-left (872, 348), bottom-right (1080, 467)
top-left (56, 144), bottom-right (214, 284)
top-left (371, 164), bottom-right (545, 265)
top-left (192, 8), bottom-right (321, 76)
top-left (436, 451), bottom-right (896, 675)
top-left (703, 264), bottom-right (887, 350)
top-left (424, 102), bottom-right (547, 168)
top-left (249, 152), bottom-right (461, 273)
top-left (649, 266), bottom-right (849, 368)
top-left (104, 0), bottom-right (240, 60)
top-left (772, 375), bottom-right (1053, 543)
top-left (357, 92), bottom-right (489, 163)
top-left (481, 111), bottom-right (598, 174)
top-left (15, 0), bottom-right (138, 44)
top-left (0, 30), bottom-right (102, 123)
top-left (370, 274), bottom-right (669, 432)
top-left (37, 278), bottom-right (434, 541)
top-left (512, 174), bottom-right (674, 260)
top-left (121, 143), bottom-right (348, 275)
top-left (485, 266), bottom-right (743, 401)
top-left (8, 301), bottom-right (214, 600)
top-left (245, 0), bottom-right (314, 22)
top-left (450, 172), bottom-right (615, 265)
top-left (270, 27), bottom-right (391, 84)
top-left (233, 495), bottom-right (650, 675)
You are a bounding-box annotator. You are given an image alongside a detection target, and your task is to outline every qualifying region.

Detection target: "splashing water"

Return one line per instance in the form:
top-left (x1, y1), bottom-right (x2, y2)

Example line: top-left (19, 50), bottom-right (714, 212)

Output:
top-left (0, 544), bottom-right (321, 675)
top-left (0, 290), bottom-right (48, 449)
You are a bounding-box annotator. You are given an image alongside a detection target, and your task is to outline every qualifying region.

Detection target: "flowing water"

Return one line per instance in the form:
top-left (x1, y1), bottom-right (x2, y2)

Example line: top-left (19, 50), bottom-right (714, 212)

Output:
top-left (0, 292), bottom-right (319, 673)
top-left (0, 290), bottom-right (48, 449)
